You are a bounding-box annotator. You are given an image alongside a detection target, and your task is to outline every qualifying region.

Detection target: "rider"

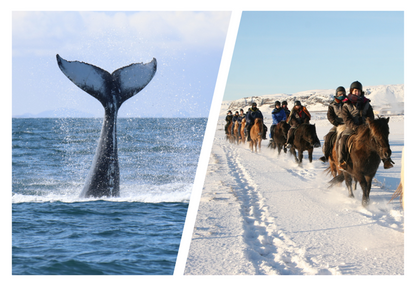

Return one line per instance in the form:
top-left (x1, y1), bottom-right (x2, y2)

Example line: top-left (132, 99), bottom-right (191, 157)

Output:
top-left (270, 101), bottom-right (287, 139)
top-left (237, 109), bottom-right (245, 138)
top-left (285, 100), bottom-right (311, 148)
top-left (319, 86), bottom-right (346, 162)
top-left (231, 111), bottom-right (239, 135)
top-left (247, 102), bottom-right (266, 141)
top-left (282, 100), bottom-right (290, 119)
top-left (338, 81), bottom-right (393, 170)
top-left (224, 110), bottom-right (233, 135)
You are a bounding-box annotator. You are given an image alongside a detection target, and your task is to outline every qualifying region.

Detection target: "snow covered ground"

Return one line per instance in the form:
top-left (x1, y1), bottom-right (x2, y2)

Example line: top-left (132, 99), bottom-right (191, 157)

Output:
top-left (184, 87), bottom-right (404, 275)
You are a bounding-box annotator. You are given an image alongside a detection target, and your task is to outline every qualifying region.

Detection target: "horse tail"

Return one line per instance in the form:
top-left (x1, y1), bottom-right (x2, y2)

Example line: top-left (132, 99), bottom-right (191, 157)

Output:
top-left (328, 173), bottom-right (345, 188)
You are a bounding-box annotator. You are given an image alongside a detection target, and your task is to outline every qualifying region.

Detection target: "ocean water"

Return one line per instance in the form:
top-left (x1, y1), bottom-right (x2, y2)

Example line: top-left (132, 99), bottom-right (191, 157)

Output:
top-left (12, 117), bottom-right (206, 275)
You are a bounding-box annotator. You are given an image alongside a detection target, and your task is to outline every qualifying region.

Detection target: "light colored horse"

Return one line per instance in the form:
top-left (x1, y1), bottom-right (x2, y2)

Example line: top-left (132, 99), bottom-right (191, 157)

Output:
top-left (249, 118), bottom-right (263, 153)
top-left (390, 147), bottom-right (404, 209)
top-left (240, 118), bottom-right (246, 144)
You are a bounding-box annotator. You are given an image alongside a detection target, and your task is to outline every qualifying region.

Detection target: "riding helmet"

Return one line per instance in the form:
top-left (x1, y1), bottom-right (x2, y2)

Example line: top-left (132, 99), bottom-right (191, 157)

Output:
top-left (294, 100), bottom-right (301, 106)
top-left (275, 101), bottom-right (281, 107)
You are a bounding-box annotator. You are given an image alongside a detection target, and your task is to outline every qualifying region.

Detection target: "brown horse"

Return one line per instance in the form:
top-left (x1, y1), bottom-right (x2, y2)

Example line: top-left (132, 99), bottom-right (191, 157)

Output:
top-left (233, 120), bottom-right (242, 144)
top-left (289, 123), bottom-right (321, 163)
top-left (268, 120), bottom-right (290, 155)
top-left (226, 121), bottom-right (234, 143)
top-left (328, 117), bottom-right (392, 207)
top-left (249, 118), bottom-right (263, 153)
top-left (240, 118), bottom-right (246, 144)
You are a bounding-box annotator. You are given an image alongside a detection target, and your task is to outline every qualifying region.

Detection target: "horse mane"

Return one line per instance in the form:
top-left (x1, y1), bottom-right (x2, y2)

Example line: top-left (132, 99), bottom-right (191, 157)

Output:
top-left (351, 117), bottom-right (389, 145)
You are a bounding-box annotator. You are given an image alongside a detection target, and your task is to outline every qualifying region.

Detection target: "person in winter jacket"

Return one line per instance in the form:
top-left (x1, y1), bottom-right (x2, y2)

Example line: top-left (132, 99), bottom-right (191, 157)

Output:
top-left (285, 100), bottom-right (311, 148)
top-left (319, 86), bottom-right (346, 162)
top-left (246, 102), bottom-right (266, 141)
top-left (338, 81), bottom-right (394, 170)
top-left (269, 101), bottom-right (287, 139)
top-left (231, 111), bottom-right (239, 135)
top-left (282, 100), bottom-right (290, 119)
top-left (224, 110), bottom-right (233, 134)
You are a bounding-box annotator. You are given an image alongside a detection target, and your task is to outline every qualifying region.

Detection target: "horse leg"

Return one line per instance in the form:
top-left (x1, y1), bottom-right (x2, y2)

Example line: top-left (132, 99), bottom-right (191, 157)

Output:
top-left (291, 147), bottom-right (298, 162)
top-left (298, 149), bottom-right (303, 163)
top-left (344, 172), bottom-right (354, 198)
top-left (360, 176), bottom-right (372, 207)
top-left (308, 148), bottom-right (313, 163)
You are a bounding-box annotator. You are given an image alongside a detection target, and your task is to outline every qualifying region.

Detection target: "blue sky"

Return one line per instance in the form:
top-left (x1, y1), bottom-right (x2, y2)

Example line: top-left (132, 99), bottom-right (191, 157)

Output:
top-left (224, 11), bottom-right (404, 100)
top-left (12, 11), bottom-right (230, 117)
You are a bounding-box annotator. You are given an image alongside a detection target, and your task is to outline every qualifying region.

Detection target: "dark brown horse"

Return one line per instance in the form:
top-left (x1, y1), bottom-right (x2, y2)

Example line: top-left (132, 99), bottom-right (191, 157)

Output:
top-left (289, 123), bottom-right (321, 163)
top-left (268, 120), bottom-right (290, 155)
top-left (328, 117), bottom-right (392, 207)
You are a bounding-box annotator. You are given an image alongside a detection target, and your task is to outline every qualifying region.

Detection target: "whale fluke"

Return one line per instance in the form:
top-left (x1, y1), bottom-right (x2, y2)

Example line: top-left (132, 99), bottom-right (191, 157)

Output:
top-left (56, 54), bottom-right (157, 198)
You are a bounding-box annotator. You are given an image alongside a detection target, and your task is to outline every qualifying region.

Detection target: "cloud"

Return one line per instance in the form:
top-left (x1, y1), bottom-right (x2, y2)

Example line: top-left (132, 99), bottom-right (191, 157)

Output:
top-left (12, 11), bottom-right (230, 58)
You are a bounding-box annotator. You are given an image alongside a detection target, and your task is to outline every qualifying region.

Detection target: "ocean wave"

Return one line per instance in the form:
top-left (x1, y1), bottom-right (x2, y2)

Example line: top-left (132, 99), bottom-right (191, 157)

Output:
top-left (12, 182), bottom-right (192, 204)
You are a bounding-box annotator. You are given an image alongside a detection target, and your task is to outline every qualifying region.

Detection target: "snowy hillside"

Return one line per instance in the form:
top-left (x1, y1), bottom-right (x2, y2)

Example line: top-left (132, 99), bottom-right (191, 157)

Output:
top-left (224, 84), bottom-right (404, 116)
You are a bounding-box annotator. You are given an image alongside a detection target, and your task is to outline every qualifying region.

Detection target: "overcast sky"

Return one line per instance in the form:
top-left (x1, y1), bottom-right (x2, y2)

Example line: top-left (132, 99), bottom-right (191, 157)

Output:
top-left (224, 11), bottom-right (404, 101)
top-left (12, 11), bottom-right (230, 117)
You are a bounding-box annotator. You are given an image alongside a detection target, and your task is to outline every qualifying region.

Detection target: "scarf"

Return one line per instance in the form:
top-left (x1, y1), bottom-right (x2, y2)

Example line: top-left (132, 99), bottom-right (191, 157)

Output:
top-left (344, 93), bottom-right (369, 110)
top-left (334, 95), bottom-right (346, 103)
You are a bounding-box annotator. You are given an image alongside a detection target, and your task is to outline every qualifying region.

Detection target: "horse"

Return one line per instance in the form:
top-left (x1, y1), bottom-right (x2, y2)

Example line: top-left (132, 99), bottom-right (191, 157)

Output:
top-left (233, 120), bottom-right (242, 144)
top-left (268, 120), bottom-right (290, 155)
top-left (249, 118), bottom-right (263, 153)
top-left (226, 121), bottom-right (234, 143)
top-left (289, 123), bottom-right (321, 163)
top-left (390, 147), bottom-right (404, 209)
top-left (240, 118), bottom-right (246, 144)
top-left (328, 117), bottom-right (392, 207)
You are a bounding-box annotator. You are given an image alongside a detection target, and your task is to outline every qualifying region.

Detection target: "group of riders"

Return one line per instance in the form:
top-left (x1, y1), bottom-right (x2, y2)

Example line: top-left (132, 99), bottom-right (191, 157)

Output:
top-left (225, 80), bottom-right (394, 170)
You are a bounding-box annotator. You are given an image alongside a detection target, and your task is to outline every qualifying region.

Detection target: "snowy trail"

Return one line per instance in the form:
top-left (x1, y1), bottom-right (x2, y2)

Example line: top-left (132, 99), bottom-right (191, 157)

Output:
top-left (185, 115), bottom-right (404, 275)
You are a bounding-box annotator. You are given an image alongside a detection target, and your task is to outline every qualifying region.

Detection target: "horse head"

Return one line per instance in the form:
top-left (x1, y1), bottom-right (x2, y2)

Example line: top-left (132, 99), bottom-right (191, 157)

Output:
top-left (367, 117), bottom-right (391, 160)
top-left (304, 124), bottom-right (321, 148)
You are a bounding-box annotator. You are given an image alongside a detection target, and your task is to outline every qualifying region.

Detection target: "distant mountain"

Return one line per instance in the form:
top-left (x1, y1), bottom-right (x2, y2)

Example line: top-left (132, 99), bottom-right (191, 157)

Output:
top-left (14, 108), bottom-right (96, 118)
top-left (224, 84), bottom-right (404, 116)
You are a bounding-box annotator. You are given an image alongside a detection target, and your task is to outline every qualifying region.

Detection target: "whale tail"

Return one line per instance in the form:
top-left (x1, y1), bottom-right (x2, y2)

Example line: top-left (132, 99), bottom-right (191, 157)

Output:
top-left (56, 54), bottom-right (157, 107)
top-left (56, 54), bottom-right (157, 198)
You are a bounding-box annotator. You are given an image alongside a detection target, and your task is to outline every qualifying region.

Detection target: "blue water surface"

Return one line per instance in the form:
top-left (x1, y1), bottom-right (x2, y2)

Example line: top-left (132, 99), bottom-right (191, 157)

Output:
top-left (12, 118), bottom-right (206, 275)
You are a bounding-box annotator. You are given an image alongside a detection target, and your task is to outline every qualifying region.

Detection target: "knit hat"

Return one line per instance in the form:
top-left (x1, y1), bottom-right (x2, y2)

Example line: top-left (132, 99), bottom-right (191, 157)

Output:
top-left (350, 81), bottom-right (363, 92)
top-left (336, 86), bottom-right (346, 96)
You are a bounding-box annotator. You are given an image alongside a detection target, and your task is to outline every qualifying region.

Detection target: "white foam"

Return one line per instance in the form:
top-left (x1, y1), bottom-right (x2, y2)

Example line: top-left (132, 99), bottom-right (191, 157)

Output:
top-left (12, 182), bottom-right (192, 204)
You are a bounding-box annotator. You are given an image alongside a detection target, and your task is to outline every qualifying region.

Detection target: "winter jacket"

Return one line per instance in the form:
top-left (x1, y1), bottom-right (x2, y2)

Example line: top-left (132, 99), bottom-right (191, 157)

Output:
top-left (341, 94), bottom-right (374, 131)
top-left (271, 107), bottom-right (287, 125)
top-left (327, 100), bottom-right (344, 126)
top-left (248, 108), bottom-right (263, 124)
top-left (287, 106), bottom-right (311, 128)
top-left (283, 107), bottom-right (290, 118)
top-left (225, 114), bottom-right (233, 123)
